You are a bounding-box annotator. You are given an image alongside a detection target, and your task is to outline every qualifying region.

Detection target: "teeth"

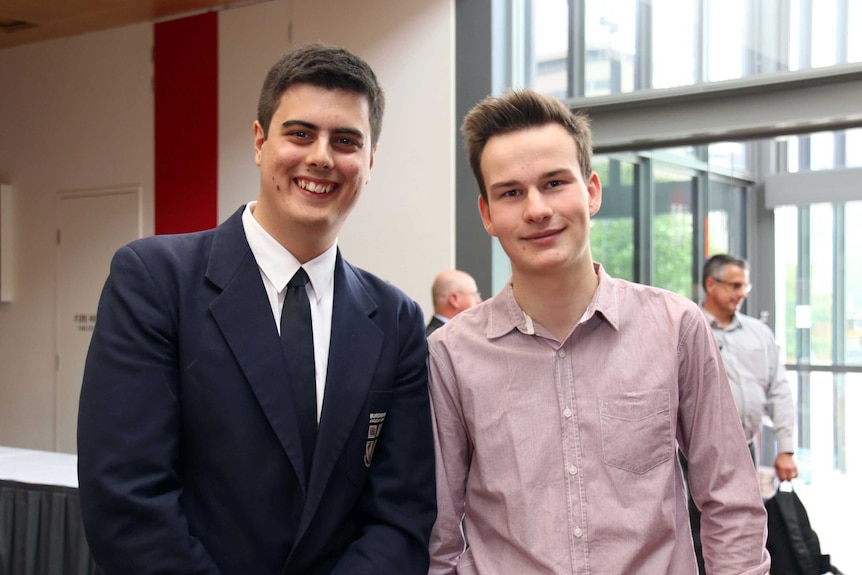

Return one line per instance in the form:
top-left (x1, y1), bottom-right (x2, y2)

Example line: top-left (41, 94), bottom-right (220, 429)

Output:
top-left (297, 179), bottom-right (335, 194)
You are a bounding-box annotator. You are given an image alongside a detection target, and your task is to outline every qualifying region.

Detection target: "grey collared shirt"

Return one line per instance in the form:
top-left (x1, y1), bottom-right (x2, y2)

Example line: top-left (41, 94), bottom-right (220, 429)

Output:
top-left (702, 308), bottom-right (796, 454)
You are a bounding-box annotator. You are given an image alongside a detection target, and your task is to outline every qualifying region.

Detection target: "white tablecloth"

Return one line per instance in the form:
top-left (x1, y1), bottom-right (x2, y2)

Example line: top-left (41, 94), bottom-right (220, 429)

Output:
top-left (0, 446), bottom-right (78, 488)
top-left (0, 446), bottom-right (93, 574)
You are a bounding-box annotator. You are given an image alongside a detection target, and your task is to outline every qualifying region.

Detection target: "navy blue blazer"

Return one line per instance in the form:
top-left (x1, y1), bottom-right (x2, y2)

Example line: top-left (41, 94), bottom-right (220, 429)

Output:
top-left (425, 315), bottom-right (446, 337)
top-left (77, 207), bottom-right (436, 574)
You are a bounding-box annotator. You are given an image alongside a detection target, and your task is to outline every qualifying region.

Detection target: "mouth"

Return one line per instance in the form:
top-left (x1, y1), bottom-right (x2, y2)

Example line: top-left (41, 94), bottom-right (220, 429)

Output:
top-left (523, 228), bottom-right (562, 242)
top-left (296, 177), bottom-right (337, 195)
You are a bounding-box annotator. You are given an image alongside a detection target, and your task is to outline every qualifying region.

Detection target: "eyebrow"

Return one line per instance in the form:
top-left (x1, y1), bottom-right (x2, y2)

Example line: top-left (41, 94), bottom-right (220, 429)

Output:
top-left (488, 168), bottom-right (572, 191)
top-left (280, 119), bottom-right (366, 143)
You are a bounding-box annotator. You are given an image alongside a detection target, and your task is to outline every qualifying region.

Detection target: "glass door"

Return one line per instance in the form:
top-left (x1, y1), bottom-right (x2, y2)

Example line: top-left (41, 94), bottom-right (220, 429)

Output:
top-left (773, 200), bottom-right (862, 573)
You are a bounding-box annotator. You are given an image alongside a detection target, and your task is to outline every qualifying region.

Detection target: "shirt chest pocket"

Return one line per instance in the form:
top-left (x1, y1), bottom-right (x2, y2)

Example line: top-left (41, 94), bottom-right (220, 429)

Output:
top-left (599, 390), bottom-right (673, 474)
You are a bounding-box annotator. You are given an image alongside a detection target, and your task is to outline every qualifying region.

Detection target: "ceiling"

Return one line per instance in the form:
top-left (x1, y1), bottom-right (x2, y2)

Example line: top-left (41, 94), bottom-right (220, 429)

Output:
top-left (0, 0), bottom-right (265, 50)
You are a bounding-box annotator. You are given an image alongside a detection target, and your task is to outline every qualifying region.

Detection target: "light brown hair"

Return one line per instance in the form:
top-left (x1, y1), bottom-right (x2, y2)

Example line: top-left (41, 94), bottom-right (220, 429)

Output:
top-left (461, 88), bottom-right (593, 201)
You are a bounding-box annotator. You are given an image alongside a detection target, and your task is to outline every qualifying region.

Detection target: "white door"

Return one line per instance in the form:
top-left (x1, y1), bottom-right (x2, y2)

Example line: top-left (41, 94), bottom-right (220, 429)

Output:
top-left (56, 189), bottom-right (141, 453)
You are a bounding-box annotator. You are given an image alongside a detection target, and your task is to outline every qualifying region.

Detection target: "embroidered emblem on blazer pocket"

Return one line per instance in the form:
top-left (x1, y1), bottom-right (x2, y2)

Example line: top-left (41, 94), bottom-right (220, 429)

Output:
top-left (364, 412), bottom-right (386, 467)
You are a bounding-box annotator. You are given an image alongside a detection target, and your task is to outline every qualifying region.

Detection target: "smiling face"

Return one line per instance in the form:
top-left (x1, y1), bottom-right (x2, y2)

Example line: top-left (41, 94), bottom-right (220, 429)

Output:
top-left (253, 83), bottom-right (376, 262)
top-left (478, 122), bottom-right (601, 281)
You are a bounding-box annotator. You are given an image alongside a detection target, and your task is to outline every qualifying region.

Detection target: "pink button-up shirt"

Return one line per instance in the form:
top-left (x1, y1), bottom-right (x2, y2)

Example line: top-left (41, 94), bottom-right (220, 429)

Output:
top-left (428, 265), bottom-right (769, 575)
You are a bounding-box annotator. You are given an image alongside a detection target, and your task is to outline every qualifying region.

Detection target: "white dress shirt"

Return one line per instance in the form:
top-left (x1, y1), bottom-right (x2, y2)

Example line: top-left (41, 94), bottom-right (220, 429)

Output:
top-left (242, 202), bottom-right (335, 421)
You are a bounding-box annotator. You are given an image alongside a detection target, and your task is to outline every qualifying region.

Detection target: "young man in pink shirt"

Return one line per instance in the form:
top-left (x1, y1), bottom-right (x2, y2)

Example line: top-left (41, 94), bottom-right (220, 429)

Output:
top-left (427, 89), bottom-right (770, 574)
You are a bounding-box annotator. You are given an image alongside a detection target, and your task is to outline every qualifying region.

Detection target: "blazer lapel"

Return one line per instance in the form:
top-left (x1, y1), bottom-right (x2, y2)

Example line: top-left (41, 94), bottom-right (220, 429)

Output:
top-left (207, 209), bottom-right (307, 492)
top-left (300, 254), bottom-right (383, 527)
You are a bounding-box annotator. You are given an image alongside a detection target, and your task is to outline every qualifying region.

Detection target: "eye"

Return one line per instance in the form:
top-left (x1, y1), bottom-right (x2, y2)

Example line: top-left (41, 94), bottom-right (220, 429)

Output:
top-left (545, 178), bottom-right (572, 189)
top-left (500, 189), bottom-right (521, 198)
top-left (286, 130), bottom-right (312, 141)
top-left (333, 136), bottom-right (361, 150)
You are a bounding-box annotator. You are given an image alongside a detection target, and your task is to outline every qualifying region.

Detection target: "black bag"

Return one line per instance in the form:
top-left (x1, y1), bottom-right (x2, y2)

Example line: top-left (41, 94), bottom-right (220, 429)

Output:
top-left (765, 483), bottom-right (842, 575)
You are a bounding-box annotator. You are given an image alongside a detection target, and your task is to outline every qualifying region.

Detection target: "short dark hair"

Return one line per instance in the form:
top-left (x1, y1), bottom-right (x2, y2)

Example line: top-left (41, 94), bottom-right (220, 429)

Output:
top-left (257, 43), bottom-right (385, 146)
top-left (703, 254), bottom-right (749, 290)
top-left (460, 88), bottom-right (593, 201)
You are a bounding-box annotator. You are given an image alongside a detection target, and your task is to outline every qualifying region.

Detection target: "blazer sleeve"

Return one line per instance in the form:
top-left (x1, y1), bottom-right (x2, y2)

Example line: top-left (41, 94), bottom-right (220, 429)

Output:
top-left (330, 297), bottom-right (437, 574)
top-left (77, 244), bottom-right (221, 575)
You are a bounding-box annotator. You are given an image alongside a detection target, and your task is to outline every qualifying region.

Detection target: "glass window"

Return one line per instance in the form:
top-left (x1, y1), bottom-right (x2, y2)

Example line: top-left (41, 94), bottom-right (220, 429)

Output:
top-left (845, 202), bottom-right (862, 366)
top-left (810, 203), bottom-right (834, 365)
top-left (851, 1), bottom-right (862, 62)
top-left (787, 0), bottom-right (802, 71)
top-left (847, 128), bottom-right (862, 167)
top-left (707, 179), bottom-right (746, 257)
top-left (705, 0), bottom-right (745, 81)
top-left (652, 0), bottom-right (697, 89)
top-left (811, 132), bottom-right (836, 171)
top-left (654, 146), bottom-right (701, 163)
top-left (532, 0), bottom-right (569, 98)
top-left (708, 142), bottom-right (747, 175)
top-left (653, 164), bottom-right (695, 297)
top-left (591, 147), bottom-right (749, 295)
top-left (591, 157), bottom-right (636, 280)
top-left (775, 205), bottom-right (799, 362)
top-left (774, 197), bottom-right (860, 572)
top-left (785, 128), bottom-right (862, 173)
top-left (584, 0), bottom-right (637, 96)
top-left (525, 0), bottom-right (861, 99)
top-left (812, 0), bottom-right (839, 68)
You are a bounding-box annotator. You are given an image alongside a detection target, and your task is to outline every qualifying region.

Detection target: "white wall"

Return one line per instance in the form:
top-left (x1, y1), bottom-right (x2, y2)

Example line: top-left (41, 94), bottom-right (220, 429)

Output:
top-left (218, 0), bottom-right (455, 304)
top-left (0, 0), bottom-right (455, 451)
top-left (0, 25), bottom-right (155, 450)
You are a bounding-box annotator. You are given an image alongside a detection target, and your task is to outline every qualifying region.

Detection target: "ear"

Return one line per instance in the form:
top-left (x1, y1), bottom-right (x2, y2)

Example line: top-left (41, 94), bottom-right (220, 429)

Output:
top-left (447, 291), bottom-right (460, 309)
top-left (366, 143), bottom-right (378, 184)
top-left (253, 121), bottom-right (266, 167)
top-left (587, 171), bottom-right (602, 217)
top-left (704, 276), bottom-right (717, 294)
top-left (478, 195), bottom-right (497, 237)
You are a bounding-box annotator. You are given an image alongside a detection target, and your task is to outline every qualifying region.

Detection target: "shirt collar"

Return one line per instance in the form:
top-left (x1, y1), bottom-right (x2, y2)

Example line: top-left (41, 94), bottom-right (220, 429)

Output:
top-left (484, 262), bottom-right (620, 340)
top-left (242, 201), bottom-right (337, 302)
top-left (700, 306), bottom-right (742, 331)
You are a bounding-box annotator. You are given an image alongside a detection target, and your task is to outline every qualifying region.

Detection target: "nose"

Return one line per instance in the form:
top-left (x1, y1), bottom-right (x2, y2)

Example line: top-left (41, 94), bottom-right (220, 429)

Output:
top-left (523, 188), bottom-right (552, 222)
top-left (306, 138), bottom-right (333, 170)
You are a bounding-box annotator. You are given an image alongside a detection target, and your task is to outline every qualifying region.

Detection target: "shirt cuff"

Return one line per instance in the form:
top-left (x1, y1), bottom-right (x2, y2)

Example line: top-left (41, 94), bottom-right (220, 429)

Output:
top-left (775, 436), bottom-right (795, 455)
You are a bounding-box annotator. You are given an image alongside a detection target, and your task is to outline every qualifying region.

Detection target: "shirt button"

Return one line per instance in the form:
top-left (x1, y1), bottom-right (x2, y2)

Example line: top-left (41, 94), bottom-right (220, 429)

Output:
top-left (568, 465), bottom-right (578, 476)
top-left (563, 407), bottom-right (573, 418)
top-left (574, 527), bottom-right (583, 538)
top-left (558, 349), bottom-right (567, 358)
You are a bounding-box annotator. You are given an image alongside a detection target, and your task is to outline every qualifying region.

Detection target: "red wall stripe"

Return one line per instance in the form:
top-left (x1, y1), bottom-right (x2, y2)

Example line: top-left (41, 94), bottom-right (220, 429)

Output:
top-left (154, 12), bottom-right (218, 235)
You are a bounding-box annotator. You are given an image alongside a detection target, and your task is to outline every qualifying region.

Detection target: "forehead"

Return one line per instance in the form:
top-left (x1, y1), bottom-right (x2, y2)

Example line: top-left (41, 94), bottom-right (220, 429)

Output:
top-left (271, 83), bottom-right (371, 131)
top-left (720, 265), bottom-right (748, 279)
top-left (480, 123), bottom-right (581, 181)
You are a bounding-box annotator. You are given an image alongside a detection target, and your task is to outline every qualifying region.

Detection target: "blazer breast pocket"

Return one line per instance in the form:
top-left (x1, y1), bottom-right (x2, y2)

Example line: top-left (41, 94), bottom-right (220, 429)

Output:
top-left (599, 390), bottom-right (673, 474)
top-left (345, 390), bottom-right (393, 485)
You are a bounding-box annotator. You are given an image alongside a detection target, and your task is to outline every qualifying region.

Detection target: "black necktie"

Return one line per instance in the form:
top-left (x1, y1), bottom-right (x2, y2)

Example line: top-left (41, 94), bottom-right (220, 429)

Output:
top-left (280, 268), bottom-right (317, 479)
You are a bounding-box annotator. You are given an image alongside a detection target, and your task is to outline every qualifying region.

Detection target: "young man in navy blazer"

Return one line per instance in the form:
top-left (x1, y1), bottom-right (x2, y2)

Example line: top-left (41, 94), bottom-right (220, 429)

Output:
top-left (77, 43), bottom-right (436, 575)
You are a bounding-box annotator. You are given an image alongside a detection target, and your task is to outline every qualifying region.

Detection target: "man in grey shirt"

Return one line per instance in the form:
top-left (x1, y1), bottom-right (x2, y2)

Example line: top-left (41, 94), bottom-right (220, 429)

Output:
top-left (701, 253), bottom-right (798, 482)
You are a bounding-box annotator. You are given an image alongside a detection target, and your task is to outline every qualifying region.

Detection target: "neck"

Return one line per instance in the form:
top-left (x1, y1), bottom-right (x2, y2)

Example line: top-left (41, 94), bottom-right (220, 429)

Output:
top-left (511, 262), bottom-right (598, 341)
top-left (703, 300), bottom-right (733, 327)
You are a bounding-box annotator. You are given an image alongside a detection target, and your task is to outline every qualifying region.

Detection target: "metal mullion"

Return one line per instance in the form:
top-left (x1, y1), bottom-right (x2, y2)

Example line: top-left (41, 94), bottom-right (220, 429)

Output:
top-left (568, 0), bottom-right (584, 98)
top-left (634, 0), bottom-right (652, 91)
top-left (634, 157), bottom-right (653, 284)
top-left (833, 203), bottom-right (847, 471)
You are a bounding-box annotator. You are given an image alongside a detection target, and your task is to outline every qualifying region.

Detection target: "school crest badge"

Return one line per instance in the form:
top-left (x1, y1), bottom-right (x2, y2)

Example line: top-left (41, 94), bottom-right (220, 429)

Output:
top-left (364, 412), bottom-right (386, 467)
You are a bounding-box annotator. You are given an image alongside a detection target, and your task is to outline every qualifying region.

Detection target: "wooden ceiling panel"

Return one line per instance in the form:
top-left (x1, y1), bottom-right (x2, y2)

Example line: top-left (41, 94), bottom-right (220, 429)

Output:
top-left (0, 0), bottom-right (268, 50)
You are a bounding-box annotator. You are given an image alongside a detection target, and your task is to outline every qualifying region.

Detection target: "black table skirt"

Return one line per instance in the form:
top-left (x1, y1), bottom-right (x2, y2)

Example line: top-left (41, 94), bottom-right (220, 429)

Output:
top-left (0, 480), bottom-right (96, 575)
